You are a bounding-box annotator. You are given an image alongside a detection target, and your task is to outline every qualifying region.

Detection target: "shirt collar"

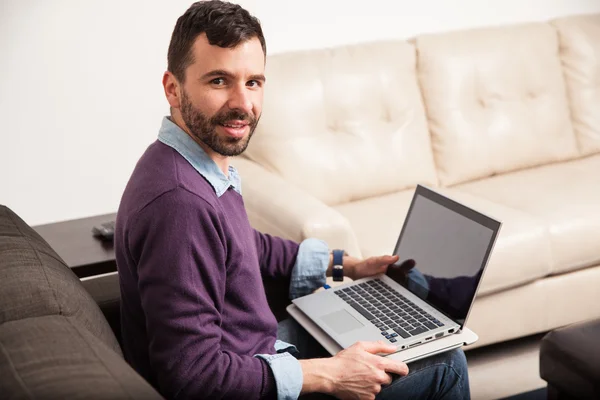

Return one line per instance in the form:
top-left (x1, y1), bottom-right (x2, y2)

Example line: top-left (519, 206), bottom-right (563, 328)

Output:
top-left (157, 116), bottom-right (242, 197)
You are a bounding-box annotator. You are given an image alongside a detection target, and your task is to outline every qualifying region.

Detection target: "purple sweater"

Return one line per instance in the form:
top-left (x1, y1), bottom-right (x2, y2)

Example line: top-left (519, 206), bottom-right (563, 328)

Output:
top-left (115, 140), bottom-right (300, 399)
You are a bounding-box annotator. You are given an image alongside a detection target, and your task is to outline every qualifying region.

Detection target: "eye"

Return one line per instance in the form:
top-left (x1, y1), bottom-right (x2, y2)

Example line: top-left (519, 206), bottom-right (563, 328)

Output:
top-left (210, 77), bottom-right (226, 86)
top-left (247, 80), bottom-right (262, 88)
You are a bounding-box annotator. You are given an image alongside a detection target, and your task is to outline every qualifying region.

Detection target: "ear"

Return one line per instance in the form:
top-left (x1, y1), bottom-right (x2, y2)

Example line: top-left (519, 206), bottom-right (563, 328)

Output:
top-left (163, 71), bottom-right (181, 109)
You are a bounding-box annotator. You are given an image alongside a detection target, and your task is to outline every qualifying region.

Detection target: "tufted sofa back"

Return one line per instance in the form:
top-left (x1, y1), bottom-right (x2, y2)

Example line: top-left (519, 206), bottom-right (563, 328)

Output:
top-left (247, 14), bottom-right (600, 200)
top-left (245, 41), bottom-right (439, 205)
top-left (552, 15), bottom-right (600, 157)
top-left (417, 22), bottom-right (579, 186)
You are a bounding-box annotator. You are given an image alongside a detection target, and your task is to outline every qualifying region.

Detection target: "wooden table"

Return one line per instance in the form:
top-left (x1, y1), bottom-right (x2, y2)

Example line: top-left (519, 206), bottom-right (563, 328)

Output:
top-left (34, 213), bottom-right (117, 278)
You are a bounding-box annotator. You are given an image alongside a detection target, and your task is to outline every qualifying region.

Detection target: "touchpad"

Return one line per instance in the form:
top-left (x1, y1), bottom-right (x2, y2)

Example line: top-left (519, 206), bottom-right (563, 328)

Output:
top-left (321, 309), bottom-right (365, 334)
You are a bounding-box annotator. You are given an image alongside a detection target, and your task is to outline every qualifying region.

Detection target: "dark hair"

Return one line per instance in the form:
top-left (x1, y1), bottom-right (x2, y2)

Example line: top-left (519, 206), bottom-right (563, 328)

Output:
top-left (167, 0), bottom-right (266, 83)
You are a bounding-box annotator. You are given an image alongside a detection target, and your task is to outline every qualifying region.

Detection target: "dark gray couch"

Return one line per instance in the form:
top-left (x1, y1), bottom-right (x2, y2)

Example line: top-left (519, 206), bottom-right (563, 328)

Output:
top-left (0, 205), bottom-right (163, 399)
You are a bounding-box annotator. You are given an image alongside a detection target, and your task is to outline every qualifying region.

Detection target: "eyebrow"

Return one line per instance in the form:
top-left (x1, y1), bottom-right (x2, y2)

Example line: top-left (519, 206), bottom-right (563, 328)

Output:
top-left (200, 69), bottom-right (266, 83)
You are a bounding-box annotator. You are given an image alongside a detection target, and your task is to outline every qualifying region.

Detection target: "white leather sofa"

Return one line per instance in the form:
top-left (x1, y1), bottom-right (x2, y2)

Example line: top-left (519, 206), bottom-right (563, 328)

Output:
top-left (234, 14), bottom-right (600, 351)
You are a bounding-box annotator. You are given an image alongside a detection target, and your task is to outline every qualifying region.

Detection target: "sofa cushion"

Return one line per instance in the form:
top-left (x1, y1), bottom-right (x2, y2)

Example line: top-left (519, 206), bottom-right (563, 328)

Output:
top-left (467, 264), bottom-right (600, 349)
top-left (334, 188), bottom-right (552, 295)
top-left (246, 40), bottom-right (438, 205)
top-left (0, 315), bottom-right (162, 399)
top-left (458, 154), bottom-right (600, 275)
top-left (552, 14), bottom-right (600, 157)
top-left (416, 22), bottom-right (579, 186)
top-left (0, 206), bottom-right (121, 355)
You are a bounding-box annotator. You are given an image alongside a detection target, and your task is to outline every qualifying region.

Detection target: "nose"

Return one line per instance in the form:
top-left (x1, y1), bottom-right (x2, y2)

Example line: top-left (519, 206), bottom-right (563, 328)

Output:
top-left (227, 85), bottom-right (253, 116)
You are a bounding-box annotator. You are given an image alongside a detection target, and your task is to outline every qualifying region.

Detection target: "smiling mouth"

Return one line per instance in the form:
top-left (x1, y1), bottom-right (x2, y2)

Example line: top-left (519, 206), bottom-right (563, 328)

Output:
top-left (219, 122), bottom-right (249, 138)
top-left (222, 123), bottom-right (247, 129)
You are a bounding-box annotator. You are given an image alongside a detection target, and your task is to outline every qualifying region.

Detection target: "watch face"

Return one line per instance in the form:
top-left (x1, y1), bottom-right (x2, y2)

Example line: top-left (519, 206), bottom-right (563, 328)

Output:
top-left (333, 264), bottom-right (344, 281)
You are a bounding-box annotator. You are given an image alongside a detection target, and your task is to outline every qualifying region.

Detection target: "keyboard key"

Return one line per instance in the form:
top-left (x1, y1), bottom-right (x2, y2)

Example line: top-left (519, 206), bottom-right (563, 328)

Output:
top-left (423, 321), bottom-right (437, 330)
top-left (393, 327), bottom-right (411, 339)
top-left (348, 302), bottom-right (375, 320)
top-left (390, 333), bottom-right (398, 338)
top-left (381, 331), bottom-right (388, 336)
top-left (380, 327), bottom-right (387, 331)
top-left (435, 321), bottom-right (444, 327)
top-left (389, 338), bottom-right (397, 343)
top-left (408, 326), bottom-right (426, 336)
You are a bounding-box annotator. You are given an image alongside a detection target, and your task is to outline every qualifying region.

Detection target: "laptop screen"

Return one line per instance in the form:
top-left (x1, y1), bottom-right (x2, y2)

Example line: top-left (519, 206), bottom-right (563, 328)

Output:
top-left (386, 186), bottom-right (500, 327)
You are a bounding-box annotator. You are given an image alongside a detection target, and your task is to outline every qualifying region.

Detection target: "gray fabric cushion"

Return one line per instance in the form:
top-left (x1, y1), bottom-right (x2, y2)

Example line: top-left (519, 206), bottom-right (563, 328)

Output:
top-left (0, 315), bottom-right (163, 400)
top-left (0, 206), bottom-right (121, 355)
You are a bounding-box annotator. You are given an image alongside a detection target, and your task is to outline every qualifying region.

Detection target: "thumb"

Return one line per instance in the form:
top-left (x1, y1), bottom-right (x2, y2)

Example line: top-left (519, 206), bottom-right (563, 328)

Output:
top-left (370, 254), bottom-right (399, 266)
top-left (379, 254), bottom-right (400, 266)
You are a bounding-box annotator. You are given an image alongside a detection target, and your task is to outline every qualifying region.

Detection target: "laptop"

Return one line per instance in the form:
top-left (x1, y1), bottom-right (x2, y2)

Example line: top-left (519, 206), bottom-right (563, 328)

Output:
top-left (292, 185), bottom-right (501, 355)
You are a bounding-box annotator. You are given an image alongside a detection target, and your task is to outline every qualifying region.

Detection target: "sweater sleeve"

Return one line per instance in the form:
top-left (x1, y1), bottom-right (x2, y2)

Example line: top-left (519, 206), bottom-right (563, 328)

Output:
top-left (128, 188), bottom-right (275, 400)
top-left (253, 229), bottom-right (300, 279)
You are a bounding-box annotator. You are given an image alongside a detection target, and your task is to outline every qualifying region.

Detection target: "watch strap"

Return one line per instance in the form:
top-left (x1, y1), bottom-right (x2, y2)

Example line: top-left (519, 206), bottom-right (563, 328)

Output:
top-left (332, 249), bottom-right (344, 282)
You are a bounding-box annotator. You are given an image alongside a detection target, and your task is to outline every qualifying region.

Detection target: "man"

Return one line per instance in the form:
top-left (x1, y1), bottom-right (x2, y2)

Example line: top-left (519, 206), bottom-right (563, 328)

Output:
top-left (115, 1), bottom-right (470, 399)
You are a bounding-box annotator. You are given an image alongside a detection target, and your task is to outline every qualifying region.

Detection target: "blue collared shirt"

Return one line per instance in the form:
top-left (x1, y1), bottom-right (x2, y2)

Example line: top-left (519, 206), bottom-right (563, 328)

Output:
top-left (157, 116), bottom-right (329, 399)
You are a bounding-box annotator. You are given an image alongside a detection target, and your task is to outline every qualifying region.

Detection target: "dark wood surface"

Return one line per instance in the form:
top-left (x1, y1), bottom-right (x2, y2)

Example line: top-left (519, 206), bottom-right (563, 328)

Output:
top-left (33, 213), bottom-right (117, 278)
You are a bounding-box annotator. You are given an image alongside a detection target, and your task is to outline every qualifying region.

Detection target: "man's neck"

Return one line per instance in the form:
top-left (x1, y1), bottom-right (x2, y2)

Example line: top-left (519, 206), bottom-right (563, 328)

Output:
top-left (169, 114), bottom-right (230, 177)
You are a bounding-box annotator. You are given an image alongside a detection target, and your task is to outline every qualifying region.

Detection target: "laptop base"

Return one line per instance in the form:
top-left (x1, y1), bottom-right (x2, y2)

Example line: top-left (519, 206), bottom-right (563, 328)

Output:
top-left (287, 304), bottom-right (478, 364)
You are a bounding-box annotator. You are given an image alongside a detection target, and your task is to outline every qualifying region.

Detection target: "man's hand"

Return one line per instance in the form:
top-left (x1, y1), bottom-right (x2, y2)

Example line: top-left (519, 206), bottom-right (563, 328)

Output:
top-left (300, 340), bottom-right (409, 399)
top-left (344, 254), bottom-right (400, 280)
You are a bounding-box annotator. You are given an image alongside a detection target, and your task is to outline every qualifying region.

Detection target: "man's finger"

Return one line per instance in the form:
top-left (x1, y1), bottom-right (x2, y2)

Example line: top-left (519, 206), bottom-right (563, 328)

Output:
top-left (359, 340), bottom-right (398, 355)
top-left (380, 358), bottom-right (410, 377)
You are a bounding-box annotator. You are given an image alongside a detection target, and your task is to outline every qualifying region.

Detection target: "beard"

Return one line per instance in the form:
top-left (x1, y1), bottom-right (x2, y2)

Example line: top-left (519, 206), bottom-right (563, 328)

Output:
top-left (179, 90), bottom-right (259, 157)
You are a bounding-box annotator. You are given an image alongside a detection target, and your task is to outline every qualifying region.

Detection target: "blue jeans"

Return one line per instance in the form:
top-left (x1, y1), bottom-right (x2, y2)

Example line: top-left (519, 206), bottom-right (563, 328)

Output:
top-left (278, 319), bottom-right (470, 400)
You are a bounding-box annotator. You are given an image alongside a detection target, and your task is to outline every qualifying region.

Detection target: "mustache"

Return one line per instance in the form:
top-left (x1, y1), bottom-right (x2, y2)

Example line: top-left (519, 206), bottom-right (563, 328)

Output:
top-left (212, 110), bottom-right (257, 126)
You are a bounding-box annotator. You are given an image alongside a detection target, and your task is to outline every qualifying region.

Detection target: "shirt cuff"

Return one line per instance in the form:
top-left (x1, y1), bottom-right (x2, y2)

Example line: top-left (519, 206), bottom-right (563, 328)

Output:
top-left (255, 352), bottom-right (303, 400)
top-left (289, 238), bottom-right (329, 300)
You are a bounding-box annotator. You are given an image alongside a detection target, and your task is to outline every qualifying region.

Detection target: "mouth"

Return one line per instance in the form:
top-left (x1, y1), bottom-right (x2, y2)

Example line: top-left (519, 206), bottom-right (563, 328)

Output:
top-left (219, 120), bottom-right (250, 138)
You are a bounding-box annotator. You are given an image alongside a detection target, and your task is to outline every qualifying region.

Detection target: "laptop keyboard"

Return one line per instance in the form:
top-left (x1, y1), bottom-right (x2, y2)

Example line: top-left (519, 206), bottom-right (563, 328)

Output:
top-left (334, 279), bottom-right (444, 343)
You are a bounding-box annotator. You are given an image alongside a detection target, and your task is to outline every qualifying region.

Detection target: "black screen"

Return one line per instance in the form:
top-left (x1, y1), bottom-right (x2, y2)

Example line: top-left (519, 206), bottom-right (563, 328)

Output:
top-left (386, 186), bottom-right (500, 326)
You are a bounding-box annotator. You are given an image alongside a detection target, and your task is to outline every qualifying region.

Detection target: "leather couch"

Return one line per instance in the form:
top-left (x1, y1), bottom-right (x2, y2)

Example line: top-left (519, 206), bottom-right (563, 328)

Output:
top-left (540, 318), bottom-right (600, 399)
top-left (233, 13), bottom-right (600, 349)
top-left (0, 205), bottom-right (163, 399)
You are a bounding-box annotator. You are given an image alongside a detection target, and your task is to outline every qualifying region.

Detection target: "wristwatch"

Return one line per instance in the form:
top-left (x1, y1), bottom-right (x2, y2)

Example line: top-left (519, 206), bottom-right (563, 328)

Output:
top-left (332, 249), bottom-right (345, 282)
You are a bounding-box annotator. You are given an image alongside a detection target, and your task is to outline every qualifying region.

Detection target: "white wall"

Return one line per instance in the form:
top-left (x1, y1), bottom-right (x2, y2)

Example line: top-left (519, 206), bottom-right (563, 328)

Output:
top-left (1, 0), bottom-right (599, 225)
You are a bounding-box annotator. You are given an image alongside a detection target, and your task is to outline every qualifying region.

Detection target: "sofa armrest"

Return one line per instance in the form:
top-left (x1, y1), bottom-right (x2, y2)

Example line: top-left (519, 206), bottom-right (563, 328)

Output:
top-left (233, 157), bottom-right (362, 258)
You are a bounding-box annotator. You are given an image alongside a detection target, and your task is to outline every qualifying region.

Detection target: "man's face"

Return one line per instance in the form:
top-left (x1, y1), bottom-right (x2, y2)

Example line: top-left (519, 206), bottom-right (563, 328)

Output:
top-left (176, 34), bottom-right (265, 157)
